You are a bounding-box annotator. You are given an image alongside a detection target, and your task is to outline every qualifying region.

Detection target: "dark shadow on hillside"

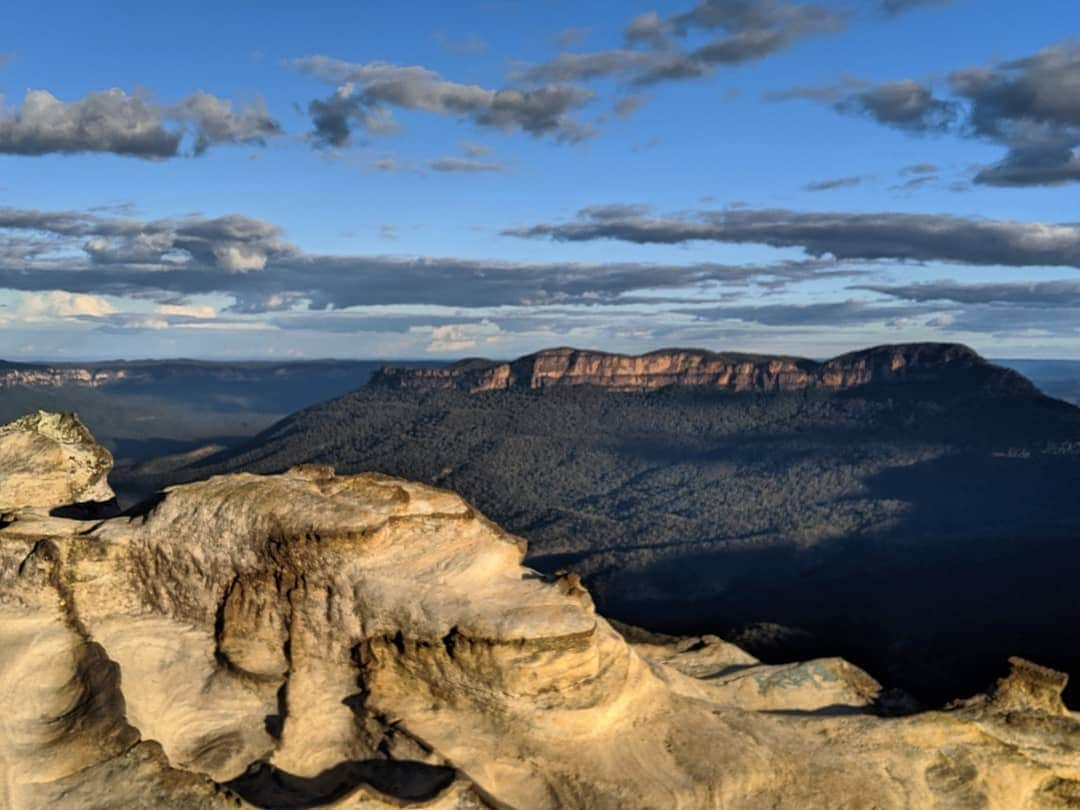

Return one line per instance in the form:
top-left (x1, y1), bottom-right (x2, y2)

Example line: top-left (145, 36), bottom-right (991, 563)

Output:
top-left (223, 759), bottom-right (456, 809)
top-left (586, 449), bottom-right (1080, 707)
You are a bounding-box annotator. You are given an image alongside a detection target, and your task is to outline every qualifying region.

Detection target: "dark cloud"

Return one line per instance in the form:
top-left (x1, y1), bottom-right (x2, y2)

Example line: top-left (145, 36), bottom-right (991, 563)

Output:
top-left (0, 88), bottom-right (280, 158)
top-left (836, 80), bottom-right (959, 132)
top-left (460, 141), bottom-right (493, 157)
top-left (775, 40), bottom-right (1080, 186)
top-left (0, 205), bottom-right (857, 313)
top-left (767, 83), bottom-right (846, 103)
top-left (857, 279), bottom-right (1080, 307)
top-left (0, 206), bottom-right (294, 273)
top-left (625, 12), bottom-right (671, 49)
top-left (948, 43), bottom-right (1080, 137)
top-left (578, 203), bottom-right (653, 220)
top-left (892, 174), bottom-right (938, 191)
top-left (676, 298), bottom-right (941, 326)
top-left (901, 162), bottom-right (939, 175)
top-left (428, 157), bottom-right (508, 173)
top-left (881, 0), bottom-right (956, 15)
top-left (519, 1), bottom-right (845, 87)
top-left (775, 78), bottom-right (959, 132)
top-left (292, 56), bottom-right (595, 146)
top-left (506, 206), bottom-right (1080, 268)
top-left (950, 41), bottom-right (1080, 186)
top-left (973, 148), bottom-right (1080, 187)
top-left (802, 175), bottom-right (863, 191)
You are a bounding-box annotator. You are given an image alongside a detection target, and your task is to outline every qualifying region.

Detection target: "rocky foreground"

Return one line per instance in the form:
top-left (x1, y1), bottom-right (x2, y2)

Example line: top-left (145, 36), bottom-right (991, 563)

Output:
top-left (1, 412), bottom-right (1079, 808)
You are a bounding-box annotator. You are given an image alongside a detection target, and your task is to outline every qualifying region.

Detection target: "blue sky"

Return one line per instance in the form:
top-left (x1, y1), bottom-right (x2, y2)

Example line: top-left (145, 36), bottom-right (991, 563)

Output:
top-left (1, 0), bottom-right (1078, 360)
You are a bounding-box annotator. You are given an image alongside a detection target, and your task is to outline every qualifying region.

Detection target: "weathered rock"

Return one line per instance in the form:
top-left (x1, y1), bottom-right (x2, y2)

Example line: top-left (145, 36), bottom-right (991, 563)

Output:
top-left (371, 343), bottom-right (1036, 396)
top-left (0, 411), bottom-right (115, 511)
top-left (0, 413), bottom-right (1077, 808)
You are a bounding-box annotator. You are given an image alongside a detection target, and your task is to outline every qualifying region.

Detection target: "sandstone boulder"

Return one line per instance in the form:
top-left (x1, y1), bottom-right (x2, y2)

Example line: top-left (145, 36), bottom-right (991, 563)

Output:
top-left (0, 411), bottom-right (115, 512)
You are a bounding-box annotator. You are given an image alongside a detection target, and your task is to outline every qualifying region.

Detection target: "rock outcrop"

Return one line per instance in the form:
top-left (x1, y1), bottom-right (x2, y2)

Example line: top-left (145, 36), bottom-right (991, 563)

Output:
top-left (371, 343), bottom-right (1037, 396)
top-left (1, 413), bottom-right (1078, 808)
top-left (0, 411), bottom-right (115, 512)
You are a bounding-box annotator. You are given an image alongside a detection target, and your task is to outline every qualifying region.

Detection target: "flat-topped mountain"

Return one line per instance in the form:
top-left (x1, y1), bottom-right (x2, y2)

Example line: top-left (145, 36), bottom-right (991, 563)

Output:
top-left (372, 343), bottom-right (1036, 396)
top-left (2, 412), bottom-right (1078, 808)
top-left (139, 342), bottom-right (1080, 705)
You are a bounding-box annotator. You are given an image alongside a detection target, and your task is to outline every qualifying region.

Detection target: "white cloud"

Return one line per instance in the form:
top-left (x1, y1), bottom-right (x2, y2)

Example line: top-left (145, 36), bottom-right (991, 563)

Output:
top-left (17, 291), bottom-right (117, 321)
top-left (422, 321), bottom-right (504, 353)
top-left (158, 303), bottom-right (216, 319)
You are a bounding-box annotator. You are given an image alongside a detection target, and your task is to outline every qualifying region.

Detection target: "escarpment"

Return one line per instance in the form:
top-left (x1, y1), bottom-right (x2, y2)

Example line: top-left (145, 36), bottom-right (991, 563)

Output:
top-left (371, 342), bottom-right (1037, 396)
top-left (1, 413), bottom-right (1079, 808)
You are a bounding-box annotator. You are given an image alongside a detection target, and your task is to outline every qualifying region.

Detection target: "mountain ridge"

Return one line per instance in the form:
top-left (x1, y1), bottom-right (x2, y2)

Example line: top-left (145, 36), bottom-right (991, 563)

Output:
top-left (371, 342), bottom-right (1039, 396)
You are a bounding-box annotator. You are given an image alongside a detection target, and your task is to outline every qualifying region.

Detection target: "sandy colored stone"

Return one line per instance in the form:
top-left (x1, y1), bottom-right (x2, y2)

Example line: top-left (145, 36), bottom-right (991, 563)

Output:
top-left (0, 412), bottom-right (1077, 808)
top-left (0, 411), bottom-right (115, 511)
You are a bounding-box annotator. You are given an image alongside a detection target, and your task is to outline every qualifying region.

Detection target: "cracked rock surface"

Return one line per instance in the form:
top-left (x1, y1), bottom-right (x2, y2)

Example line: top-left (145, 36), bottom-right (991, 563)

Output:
top-left (1, 413), bottom-right (1079, 808)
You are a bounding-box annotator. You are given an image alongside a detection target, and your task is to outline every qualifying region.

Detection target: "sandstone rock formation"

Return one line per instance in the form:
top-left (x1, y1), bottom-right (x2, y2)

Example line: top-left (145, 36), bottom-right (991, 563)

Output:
top-left (0, 411), bottom-right (115, 512)
top-left (371, 343), bottom-right (1037, 396)
top-left (1, 413), bottom-right (1078, 808)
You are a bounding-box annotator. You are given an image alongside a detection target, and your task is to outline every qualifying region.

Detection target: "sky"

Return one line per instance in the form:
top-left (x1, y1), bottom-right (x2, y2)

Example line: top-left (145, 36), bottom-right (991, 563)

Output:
top-left (1, 0), bottom-right (1078, 361)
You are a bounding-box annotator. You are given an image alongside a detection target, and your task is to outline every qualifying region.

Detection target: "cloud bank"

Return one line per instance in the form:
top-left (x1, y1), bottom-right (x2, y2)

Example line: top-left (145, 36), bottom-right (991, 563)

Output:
top-left (506, 205), bottom-right (1080, 269)
top-left (0, 88), bottom-right (280, 158)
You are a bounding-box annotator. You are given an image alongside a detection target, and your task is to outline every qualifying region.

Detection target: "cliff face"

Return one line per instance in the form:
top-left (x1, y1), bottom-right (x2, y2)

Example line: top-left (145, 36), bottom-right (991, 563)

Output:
top-left (0, 363), bottom-right (133, 389)
top-left (372, 342), bottom-right (1037, 396)
top-left (1, 412), bottom-right (1079, 809)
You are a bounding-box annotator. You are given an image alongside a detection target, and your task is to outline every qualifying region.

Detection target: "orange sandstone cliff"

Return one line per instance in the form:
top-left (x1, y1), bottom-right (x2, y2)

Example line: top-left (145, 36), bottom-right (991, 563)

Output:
top-left (371, 342), bottom-right (1037, 395)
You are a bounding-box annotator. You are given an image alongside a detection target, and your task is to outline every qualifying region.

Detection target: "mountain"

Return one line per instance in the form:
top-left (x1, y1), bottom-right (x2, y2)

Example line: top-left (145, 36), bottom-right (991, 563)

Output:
top-left (0, 358), bottom-right (434, 468)
top-left (141, 342), bottom-right (1080, 705)
top-left (373, 342), bottom-right (1037, 395)
top-left (2, 412), bottom-right (1077, 809)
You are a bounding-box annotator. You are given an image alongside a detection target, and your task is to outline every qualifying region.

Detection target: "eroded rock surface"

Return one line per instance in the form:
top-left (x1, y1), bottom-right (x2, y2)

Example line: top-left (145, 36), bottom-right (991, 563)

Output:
top-left (0, 411), bottom-right (115, 512)
top-left (1, 414), bottom-right (1078, 808)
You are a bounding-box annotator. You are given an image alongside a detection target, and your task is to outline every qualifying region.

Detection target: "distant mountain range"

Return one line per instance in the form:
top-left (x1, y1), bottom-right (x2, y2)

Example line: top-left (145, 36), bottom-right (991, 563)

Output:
top-left (123, 342), bottom-right (1080, 705)
top-left (0, 352), bottom-right (1073, 467)
top-left (0, 358), bottom-right (435, 466)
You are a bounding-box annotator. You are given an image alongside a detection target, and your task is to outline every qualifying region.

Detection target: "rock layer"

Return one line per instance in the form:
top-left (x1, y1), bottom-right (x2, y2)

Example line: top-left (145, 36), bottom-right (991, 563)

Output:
top-left (371, 343), bottom-right (1036, 396)
top-left (1, 413), bottom-right (1078, 808)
